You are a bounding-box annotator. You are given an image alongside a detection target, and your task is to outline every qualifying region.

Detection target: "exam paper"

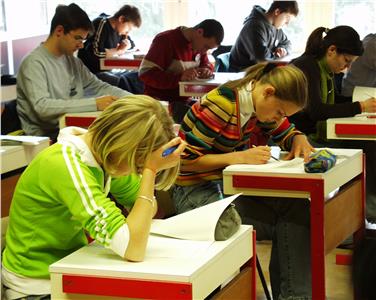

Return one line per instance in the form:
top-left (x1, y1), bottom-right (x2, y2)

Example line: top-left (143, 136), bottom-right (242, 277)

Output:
top-left (353, 86), bottom-right (376, 102)
top-left (150, 194), bottom-right (241, 241)
top-left (225, 157), bottom-right (305, 173)
top-left (353, 86), bottom-right (376, 117)
top-left (145, 235), bottom-right (213, 259)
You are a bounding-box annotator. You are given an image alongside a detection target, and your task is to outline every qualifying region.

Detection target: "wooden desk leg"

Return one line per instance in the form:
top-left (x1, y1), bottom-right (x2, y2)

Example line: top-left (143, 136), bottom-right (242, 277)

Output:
top-left (310, 180), bottom-right (325, 300)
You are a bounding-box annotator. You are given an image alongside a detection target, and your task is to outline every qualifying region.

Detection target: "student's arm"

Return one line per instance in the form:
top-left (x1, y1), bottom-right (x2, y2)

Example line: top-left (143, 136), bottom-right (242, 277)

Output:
top-left (199, 52), bottom-right (214, 71)
top-left (260, 117), bottom-right (314, 161)
top-left (79, 60), bottom-right (131, 99)
top-left (138, 35), bottom-right (187, 89)
top-left (246, 22), bottom-right (275, 61)
top-left (275, 30), bottom-right (291, 55)
top-left (124, 137), bottom-right (184, 261)
top-left (179, 95), bottom-right (271, 172)
top-left (92, 18), bottom-right (120, 58)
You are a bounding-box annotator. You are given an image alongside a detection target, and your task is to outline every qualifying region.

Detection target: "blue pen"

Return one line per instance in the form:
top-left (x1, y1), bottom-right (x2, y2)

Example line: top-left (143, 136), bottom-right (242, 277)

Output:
top-left (162, 145), bottom-right (179, 157)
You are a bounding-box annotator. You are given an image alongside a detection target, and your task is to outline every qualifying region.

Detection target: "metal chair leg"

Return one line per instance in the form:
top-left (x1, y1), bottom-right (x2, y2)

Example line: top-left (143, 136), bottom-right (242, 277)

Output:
top-left (256, 255), bottom-right (272, 300)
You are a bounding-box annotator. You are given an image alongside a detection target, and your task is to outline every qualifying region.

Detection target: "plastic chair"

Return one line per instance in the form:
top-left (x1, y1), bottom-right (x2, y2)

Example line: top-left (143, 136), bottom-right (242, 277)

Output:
top-left (215, 52), bottom-right (230, 72)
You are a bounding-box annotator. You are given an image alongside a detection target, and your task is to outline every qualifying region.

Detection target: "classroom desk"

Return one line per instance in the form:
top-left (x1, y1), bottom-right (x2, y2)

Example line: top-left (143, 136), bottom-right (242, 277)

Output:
top-left (0, 137), bottom-right (50, 174)
top-left (1, 137), bottom-right (50, 217)
top-left (59, 111), bottom-right (101, 129)
top-left (99, 52), bottom-right (145, 71)
top-left (327, 115), bottom-right (376, 140)
top-left (1, 84), bottom-right (17, 103)
top-left (223, 149), bottom-right (365, 300)
top-left (179, 72), bottom-right (244, 97)
top-left (49, 225), bottom-right (256, 300)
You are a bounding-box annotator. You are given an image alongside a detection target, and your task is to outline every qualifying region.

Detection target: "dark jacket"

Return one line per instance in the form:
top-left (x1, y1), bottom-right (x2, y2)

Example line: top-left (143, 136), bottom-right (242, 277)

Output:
top-left (78, 13), bottom-right (135, 74)
top-left (289, 55), bottom-right (361, 135)
top-left (229, 5), bottom-right (291, 72)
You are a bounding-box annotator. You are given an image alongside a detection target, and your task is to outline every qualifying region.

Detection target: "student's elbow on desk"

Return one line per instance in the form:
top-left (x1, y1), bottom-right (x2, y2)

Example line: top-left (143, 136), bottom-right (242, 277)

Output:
top-left (124, 236), bottom-right (147, 262)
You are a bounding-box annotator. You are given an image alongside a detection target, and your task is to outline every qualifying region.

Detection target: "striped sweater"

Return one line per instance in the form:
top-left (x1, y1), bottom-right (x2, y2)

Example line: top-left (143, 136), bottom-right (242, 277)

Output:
top-left (176, 85), bottom-right (302, 185)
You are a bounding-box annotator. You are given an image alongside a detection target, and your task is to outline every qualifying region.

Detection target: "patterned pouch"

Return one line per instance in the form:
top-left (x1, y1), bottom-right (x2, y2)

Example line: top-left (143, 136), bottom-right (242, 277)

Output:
top-left (304, 149), bottom-right (337, 173)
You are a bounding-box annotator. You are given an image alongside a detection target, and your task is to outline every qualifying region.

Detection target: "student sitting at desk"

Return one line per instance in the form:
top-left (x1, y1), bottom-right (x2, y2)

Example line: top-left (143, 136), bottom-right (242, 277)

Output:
top-left (229, 1), bottom-right (299, 72)
top-left (16, 3), bottom-right (131, 142)
top-left (78, 5), bottom-right (144, 94)
top-left (139, 19), bottom-right (224, 123)
top-left (289, 26), bottom-right (376, 224)
top-left (2, 95), bottom-right (185, 299)
top-left (173, 62), bottom-right (315, 300)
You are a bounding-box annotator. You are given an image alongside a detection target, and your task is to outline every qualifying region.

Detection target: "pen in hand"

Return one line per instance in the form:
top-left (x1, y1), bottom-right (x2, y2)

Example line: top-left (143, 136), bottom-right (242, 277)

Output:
top-left (162, 145), bottom-right (179, 157)
top-left (252, 145), bottom-right (280, 161)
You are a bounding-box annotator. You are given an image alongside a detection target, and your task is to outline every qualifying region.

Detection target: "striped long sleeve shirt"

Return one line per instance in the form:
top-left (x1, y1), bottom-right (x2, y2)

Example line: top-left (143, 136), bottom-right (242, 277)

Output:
top-left (176, 85), bottom-right (302, 186)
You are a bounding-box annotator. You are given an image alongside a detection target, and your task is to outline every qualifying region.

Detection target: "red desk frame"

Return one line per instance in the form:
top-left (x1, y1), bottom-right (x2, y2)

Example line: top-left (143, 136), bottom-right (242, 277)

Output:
top-left (224, 154), bottom-right (365, 300)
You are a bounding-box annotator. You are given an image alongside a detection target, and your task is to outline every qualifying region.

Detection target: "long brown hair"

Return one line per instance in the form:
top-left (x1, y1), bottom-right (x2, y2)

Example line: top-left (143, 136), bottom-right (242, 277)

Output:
top-left (224, 62), bottom-right (308, 108)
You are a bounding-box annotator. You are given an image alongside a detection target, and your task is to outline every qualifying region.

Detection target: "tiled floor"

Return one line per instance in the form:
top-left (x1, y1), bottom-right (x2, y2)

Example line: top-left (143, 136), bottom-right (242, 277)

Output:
top-left (255, 241), bottom-right (353, 300)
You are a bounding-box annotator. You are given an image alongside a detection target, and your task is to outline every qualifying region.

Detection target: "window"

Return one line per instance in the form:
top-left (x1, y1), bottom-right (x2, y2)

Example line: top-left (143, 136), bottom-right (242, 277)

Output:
top-left (1, 0), bottom-right (375, 74)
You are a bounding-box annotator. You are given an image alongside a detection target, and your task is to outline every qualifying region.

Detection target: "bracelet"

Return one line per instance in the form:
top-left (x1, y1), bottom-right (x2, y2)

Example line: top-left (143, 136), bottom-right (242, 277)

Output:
top-left (139, 195), bottom-right (155, 207)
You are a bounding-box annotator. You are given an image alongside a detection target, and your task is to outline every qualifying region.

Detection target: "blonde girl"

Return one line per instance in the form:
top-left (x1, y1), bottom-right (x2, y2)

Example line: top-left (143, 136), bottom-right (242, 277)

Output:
top-left (2, 95), bottom-right (185, 299)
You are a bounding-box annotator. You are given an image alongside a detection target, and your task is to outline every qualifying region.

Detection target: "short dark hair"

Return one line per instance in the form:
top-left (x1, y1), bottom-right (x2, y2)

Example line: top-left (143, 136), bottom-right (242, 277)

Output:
top-left (304, 26), bottom-right (364, 58)
top-left (113, 5), bottom-right (142, 28)
top-left (50, 3), bottom-right (93, 35)
top-left (194, 19), bottom-right (224, 45)
top-left (267, 1), bottom-right (299, 16)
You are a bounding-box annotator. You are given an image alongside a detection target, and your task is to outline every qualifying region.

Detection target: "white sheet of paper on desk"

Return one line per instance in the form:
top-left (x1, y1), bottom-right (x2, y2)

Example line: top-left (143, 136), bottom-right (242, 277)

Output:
top-left (353, 86), bottom-right (376, 102)
top-left (145, 235), bottom-right (213, 259)
top-left (150, 194), bottom-right (241, 241)
top-left (225, 157), bottom-right (304, 173)
top-left (0, 135), bottom-right (49, 145)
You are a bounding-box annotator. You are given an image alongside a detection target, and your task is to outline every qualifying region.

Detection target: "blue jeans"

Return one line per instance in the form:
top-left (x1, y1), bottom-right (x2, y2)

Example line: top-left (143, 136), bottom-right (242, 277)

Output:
top-left (172, 181), bottom-right (312, 300)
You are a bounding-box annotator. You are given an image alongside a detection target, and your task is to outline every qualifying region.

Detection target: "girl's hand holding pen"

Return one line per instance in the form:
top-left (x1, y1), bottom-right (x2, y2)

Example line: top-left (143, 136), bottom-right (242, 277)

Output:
top-left (145, 137), bottom-right (186, 173)
top-left (235, 145), bottom-right (272, 165)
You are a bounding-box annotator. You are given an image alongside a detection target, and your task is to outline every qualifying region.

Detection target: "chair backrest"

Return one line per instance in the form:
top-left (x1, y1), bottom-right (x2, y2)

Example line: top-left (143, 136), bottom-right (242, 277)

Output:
top-left (1, 100), bottom-right (23, 135)
top-left (215, 52), bottom-right (230, 72)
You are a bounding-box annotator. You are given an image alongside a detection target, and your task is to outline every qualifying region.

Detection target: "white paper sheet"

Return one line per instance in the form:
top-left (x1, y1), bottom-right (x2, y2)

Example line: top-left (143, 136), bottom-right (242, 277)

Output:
top-left (150, 194), bottom-right (241, 241)
top-left (225, 157), bottom-right (305, 173)
top-left (0, 135), bottom-right (49, 145)
top-left (353, 86), bottom-right (376, 102)
top-left (145, 235), bottom-right (213, 258)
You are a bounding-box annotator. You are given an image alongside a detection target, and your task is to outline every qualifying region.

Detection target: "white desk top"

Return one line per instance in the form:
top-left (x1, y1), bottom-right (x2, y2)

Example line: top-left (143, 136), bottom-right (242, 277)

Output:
top-left (179, 72), bottom-right (244, 97)
top-left (1, 85), bottom-right (17, 102)
top-left (327, 115), bottom-right (376, 140)
top-left (0, 137), bottom-right (49, 174)
top-left (179, 72), bottom-right (244, 86)
top-left (50, 225), bottom-right (253, 299)
top-left (223, 148), bottom-right (363, 198)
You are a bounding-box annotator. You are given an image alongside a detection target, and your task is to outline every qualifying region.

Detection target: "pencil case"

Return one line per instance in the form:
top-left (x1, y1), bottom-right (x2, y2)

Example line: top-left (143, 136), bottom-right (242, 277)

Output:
top-left (304, 149), bottom-right (337, 173)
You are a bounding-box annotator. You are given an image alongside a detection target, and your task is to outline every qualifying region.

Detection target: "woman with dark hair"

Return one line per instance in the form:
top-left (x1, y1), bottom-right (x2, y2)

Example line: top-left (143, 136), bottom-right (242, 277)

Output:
top-left (289, 26), bottom-right (376, 223)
